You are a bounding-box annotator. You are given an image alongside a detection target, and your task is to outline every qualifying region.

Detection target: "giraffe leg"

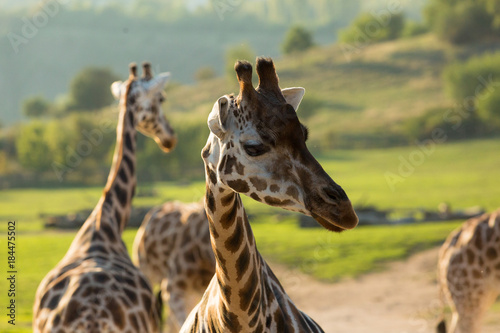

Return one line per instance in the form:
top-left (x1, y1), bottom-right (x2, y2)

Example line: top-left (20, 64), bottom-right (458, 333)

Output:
top-left (451, 287), bottom-right (498, 333)
top-left (161, 278), bottom-right (188, 331)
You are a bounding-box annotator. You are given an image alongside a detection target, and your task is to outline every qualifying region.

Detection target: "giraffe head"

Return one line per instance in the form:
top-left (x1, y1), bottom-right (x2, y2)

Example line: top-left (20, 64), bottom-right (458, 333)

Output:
top-left (202, 57), bottom-right (358, 232)
top-left (111, 62), bottom-right (177, 152)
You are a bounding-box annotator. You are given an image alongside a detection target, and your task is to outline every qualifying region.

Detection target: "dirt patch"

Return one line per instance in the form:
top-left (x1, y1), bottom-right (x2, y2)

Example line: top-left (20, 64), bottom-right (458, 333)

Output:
top-left (271, 247), bottom-right (500, 333)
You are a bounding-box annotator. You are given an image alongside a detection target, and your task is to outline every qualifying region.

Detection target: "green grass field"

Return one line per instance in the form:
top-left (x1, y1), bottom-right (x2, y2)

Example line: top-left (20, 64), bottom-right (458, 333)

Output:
top-left (0, 138), bottom-right (498, 331)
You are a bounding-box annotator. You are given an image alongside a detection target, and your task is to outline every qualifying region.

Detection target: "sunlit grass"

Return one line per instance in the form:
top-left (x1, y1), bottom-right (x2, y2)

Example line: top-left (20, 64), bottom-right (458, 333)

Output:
top-left (0, 219), bottom-right (462, 331)
top-left (0, 138), bottom-right (498, 330)
top-left (254, 217), bottom-right (462, 281)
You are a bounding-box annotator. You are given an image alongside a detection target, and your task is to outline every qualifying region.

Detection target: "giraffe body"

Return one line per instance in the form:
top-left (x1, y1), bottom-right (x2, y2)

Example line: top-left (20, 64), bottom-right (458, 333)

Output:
top-left (180, 57), bottom-right (358, 333)
top-left (33, 63), bottom-right (176, 333)
top-left (437, 208), bottom-right (500, 333)
top-left (133, 201), bottom-right (215, 330)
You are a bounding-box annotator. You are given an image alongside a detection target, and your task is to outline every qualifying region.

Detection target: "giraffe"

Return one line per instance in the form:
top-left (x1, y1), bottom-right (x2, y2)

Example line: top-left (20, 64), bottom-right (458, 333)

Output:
top-left (437, 208), bottom-right (500, 333)
top-left (33, 62), bottom-right (176, 333)
top-left (132, 200), bottom-right (215, 331)
top-left (180, 57), bottom-right (359, 333)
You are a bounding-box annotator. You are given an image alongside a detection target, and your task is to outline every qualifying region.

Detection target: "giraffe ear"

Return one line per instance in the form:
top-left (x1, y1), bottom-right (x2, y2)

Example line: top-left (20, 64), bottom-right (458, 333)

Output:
top-left (281, 87), bottom-right (305, 111)
top-left (208, 96), bottom-right (230, 138)
top-left (146, 72), bottom-right (171, 93)
top-left (111, 81), bottom-right (124, 100)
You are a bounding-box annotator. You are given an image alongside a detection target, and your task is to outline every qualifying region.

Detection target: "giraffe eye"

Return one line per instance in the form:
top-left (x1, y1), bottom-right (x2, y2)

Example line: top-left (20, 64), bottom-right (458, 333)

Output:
top-left (243, 142), bottom-right (269, 157)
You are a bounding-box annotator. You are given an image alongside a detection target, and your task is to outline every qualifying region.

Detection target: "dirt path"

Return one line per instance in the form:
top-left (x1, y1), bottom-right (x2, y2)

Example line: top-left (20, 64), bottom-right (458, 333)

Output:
top-left (271, 247), bottom-right (500, 333)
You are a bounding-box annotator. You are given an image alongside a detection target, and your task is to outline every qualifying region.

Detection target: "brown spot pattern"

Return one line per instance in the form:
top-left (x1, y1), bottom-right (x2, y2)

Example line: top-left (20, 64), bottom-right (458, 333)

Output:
top-left (250, 177), bottom-right (267, 191)
top-left (227, 179), bottom-right (250, 193)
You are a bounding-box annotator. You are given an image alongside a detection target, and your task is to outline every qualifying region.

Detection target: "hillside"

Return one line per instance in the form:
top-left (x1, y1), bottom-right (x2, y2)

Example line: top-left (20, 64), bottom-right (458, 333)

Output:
top-left (3, 33), bottom-right (500, 187)
top-left (0, 0), bottom-right (430, 126)
top-left (163, 34), bottom-right (500, 150)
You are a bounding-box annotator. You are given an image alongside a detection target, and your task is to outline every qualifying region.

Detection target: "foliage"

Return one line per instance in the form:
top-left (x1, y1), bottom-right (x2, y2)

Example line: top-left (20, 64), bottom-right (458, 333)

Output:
top-left (12, 112), bottom-right (116, 184)
top-left (281, 25), bottom-right (314, 54)
top-left (16, 122), bottom-right (53, 173)
top-left (194, 66), bottom-right (217, 82)
top-left (404, 106), bottom-right (485, 142)
top-left (476, 90), bottom-right (500, 129)
top-left (443, 52), bottom-right (500, 103)
top-left (224, 43), bottom-right (256, 82)
top-left (401, 21), bottom-right (428, 38)
top-left (22, 95), bottom-right (51, 118)
top-left (339, 12), bottom-right (405, 44)
top-left (136, 120), bottom-right (208, 182)
top-left (425, 0), bottom-right (499, 44)
top-left (67, 67), bottom-right (119, 112)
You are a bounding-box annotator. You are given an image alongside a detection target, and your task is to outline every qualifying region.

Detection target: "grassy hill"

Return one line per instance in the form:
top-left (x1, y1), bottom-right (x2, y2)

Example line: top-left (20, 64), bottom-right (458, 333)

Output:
top-left (3, 33), bottom-right (500, 187)
top-left (163, 33), bottom-right (500, 150)
top-left (0, 0), bottom-right (428, 126)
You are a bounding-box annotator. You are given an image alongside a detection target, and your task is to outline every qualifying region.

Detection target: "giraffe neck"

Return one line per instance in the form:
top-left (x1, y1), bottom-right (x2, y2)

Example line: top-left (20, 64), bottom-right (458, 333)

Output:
top-left (71, 83), bottom-right (137, 249)
top-left (204, 165), bottom-right (263, 326)
top-left (99, 92), bottom-right (137, 233)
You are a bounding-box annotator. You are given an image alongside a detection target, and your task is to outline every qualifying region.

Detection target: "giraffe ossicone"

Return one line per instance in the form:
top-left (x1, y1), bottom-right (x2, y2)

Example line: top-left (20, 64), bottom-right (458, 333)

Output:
top-left (437, 208), bottom-right (500, 333)
top-left (33, 62), bottom-right (175, 333)
top-left (180, 57), bottom-right (358, 333)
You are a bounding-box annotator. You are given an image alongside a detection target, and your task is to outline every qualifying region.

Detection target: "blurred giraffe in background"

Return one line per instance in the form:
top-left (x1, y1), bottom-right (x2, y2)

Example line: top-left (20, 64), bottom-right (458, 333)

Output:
top-left (437, 208), bottom-right (500, 333)
top-left (33, 63), bottom-right (176, 333)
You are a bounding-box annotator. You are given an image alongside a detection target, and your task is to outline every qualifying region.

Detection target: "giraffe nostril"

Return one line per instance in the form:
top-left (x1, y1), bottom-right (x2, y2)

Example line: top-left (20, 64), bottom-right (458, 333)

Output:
top-left (324, 186), bottom-right (348, 202)
top-left (324, 188), bottom-right (338, 201)
top-left (162, 140), bottom-right (172, 149)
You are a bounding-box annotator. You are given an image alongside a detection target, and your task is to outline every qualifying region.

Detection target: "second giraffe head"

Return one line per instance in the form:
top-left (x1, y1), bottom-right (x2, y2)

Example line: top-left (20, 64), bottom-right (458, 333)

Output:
top-left (111, 62), bottom-right (177, 152)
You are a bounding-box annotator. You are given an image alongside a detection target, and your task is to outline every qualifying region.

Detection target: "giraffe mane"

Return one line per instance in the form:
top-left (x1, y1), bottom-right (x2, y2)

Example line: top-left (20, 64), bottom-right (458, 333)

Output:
top-left (97, 78), bottom-right (135, 230)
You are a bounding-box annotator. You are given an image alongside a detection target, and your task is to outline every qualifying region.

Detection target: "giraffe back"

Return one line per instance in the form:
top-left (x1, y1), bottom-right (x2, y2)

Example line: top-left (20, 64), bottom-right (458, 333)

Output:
top-left (34, 216), bottom-right (159, 333)
top-left (437, 208), bottom-right (500, 333)
top-left (133, 201), bottom-right (216, 327)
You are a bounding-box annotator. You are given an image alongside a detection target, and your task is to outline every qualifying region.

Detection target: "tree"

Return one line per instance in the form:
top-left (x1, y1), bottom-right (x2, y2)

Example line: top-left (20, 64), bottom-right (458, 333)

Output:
top-left (68, 67), bottom-right (119, 111)
top-left (401, 21), bottom-right (428, 38)
top-left (22, 95), bottom-right (51, 118)
top-left (425, 0), bottom-right (498, 44)
top-left (339, 12), bottom-right (405, 44)
top-left (225, 43), bottom-right (255, 81)
top-left (16, 122), bottom-right (53, 173)
top-left (443, 52), bottom-right (500, 103)
top-left (281, 25), bottom-right (314, 54)
top-left (477, 91), bottom-right (500, 130)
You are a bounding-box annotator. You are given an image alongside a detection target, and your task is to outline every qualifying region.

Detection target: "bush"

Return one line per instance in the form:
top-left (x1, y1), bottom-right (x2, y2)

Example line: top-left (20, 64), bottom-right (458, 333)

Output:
top-left (67, 67), bottom-right (119, 111)
top-left (425, 0), bottom-right (497, 44)
top-left (136, 119), bottom-right (208, 181)
top-left (401, 21), bottom-right (428, 38)
top-left (22, 95), bottom-right (51, 118)
top-left (404, 106), bottom-right (485, 142)
top-left (281, 25), bottom-right (314, 54)
top-left (476, 90), bottom-right (500, 130)
top-left (339, 12), bottom-right (405, 44)
top-left (16, 122), bottom-right (53, 173)
top-left (443, 52), bottom-right (500, 103)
